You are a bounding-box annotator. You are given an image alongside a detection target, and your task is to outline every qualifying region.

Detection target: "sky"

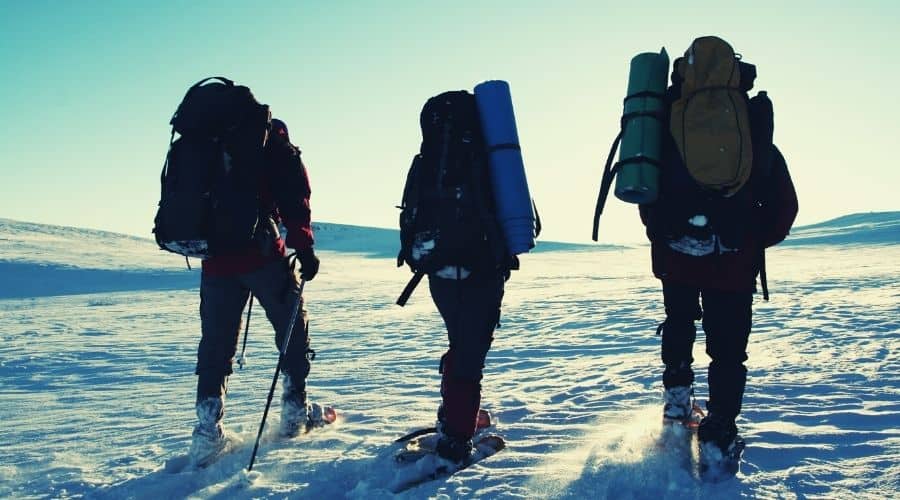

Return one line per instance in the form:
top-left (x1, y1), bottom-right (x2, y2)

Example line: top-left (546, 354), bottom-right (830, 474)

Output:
top-left (1, 1), bottom-right (897, 244)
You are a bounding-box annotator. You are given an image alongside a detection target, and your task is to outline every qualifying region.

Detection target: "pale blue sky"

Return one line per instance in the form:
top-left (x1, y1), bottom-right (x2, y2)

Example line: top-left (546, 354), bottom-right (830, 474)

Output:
top-left (1, 1), bottom-right (897, 244)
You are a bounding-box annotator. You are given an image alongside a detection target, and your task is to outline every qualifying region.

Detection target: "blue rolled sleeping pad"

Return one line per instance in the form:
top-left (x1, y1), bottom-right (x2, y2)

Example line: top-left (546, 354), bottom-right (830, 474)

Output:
top-left (473, 80), bottom-right (536, 255)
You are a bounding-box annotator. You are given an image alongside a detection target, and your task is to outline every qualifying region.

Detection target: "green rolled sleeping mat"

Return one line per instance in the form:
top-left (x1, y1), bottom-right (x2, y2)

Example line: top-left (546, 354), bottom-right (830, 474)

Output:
top-left (614, 48), bottom-right (669, 204)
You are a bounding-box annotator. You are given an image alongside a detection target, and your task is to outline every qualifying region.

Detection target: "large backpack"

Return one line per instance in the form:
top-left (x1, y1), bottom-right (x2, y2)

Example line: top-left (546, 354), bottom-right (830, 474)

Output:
top-left (654, 37), bottom-right (775, 252)
top-left (670, 36), bottom-right (756, 196)
top-left (153, 77), bottom-right (271, 260)
top-left (653, 38), bottom-right (796, 297)
top-left (395, 90), bottom-right (506, 305)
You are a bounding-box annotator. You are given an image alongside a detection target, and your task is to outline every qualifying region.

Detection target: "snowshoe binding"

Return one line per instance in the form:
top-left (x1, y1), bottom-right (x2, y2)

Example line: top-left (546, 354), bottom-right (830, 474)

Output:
top-left (280, 400), bottom-right (338, 438)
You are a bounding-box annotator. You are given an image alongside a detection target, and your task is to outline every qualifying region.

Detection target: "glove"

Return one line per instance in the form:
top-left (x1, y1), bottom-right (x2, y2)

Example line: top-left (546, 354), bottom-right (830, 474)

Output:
top-left (296, 247), bottom-right (320, 281)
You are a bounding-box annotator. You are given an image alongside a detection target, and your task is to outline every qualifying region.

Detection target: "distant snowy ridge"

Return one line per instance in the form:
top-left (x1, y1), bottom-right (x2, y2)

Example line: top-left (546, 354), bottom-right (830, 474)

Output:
top-left (783, 211), bottom-right (900, 246)
top-left (0, 217), bottom-right (608, 269)
top-left (0, 218), bottom-right (175, 270)
top-left (0, 218), bottom-right (603, 299)
top-left (310, 221), bottom-right (615, 258)
top-left (312, 210), bottom-right (900, 253)
top-left (0, 212), bottom-right (896, 299)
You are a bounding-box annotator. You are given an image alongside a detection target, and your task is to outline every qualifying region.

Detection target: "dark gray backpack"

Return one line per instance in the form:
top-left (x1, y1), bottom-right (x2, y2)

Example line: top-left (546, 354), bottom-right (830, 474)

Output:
top-left (153, 77), bottom-right (270, 258)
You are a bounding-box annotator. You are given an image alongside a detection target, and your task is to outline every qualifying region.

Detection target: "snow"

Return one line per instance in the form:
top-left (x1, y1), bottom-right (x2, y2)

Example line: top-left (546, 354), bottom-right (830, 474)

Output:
top-left (0, 213), bottom-right (898, 498)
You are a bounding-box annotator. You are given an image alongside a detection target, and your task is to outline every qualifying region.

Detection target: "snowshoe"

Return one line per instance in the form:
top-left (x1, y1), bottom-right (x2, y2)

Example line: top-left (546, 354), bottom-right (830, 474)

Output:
top-left (390, 434), bottom-right (506, 493)
top-left (699, 435), bottom-right (746, 481)
top-left (395, 408), bottom-right (493, 444)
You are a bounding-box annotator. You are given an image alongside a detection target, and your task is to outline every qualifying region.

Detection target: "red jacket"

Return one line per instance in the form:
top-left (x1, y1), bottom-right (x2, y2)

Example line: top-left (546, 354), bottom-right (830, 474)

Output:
top-left (202, 134), bottom-right (314, 276)
top-left (641, 146), bottom-right (798, 292)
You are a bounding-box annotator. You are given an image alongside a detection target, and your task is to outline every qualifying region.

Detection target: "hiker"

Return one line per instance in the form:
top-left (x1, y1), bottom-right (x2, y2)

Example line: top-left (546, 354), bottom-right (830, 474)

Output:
top-left (636, 37), bottom-right (798, 458)
top-left (189, 116), bottom-right (324, 465)
top-left (396, 88), bottom-right (532, 463)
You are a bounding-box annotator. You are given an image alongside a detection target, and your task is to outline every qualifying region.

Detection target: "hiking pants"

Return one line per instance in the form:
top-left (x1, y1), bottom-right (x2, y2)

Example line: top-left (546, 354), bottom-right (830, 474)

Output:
top-left (429, 273), bottom-right (504, 440)
top-left (196, 257), bottom-right (309, 404)
top-left (660, 280), bottom-right (752, 421)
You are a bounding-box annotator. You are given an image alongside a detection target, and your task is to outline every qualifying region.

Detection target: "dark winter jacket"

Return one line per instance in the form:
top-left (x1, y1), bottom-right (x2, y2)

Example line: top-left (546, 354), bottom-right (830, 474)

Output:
top-left (639, 89), bottom-right (798, 292)
top-left (202, 133), bottom-right (314, 276)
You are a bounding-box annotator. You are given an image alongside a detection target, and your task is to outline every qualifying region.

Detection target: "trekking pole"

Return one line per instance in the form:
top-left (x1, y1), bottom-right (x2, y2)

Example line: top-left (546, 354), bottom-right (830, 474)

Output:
top-left (247, 278), bottom-right (306, 472)
top-left (237, 294), bottom-right (254, 369)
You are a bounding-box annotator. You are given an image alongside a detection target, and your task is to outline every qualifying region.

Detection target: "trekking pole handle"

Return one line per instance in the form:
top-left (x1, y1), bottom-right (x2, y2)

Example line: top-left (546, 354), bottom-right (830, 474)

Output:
top-left (279, 279), bottom-right (306, 356)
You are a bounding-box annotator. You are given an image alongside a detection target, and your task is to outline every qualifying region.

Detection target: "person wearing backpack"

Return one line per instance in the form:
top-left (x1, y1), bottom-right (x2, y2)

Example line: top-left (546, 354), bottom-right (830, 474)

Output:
top-left (152, 78), bottom-right (325, 467)
top-left (190, 116), bottom-right (327, 462)
top-left (195, 117), bottom-right (327, 465)
top-left (396, 90), bottom-right (522, 463)
top-left (636, 37), bottom-right (798, 463)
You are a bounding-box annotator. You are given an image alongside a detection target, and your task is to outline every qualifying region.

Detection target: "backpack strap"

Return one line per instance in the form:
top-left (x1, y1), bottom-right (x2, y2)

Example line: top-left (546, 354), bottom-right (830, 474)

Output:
top-left (759, 250), bottom-right (769, 301)
top-left (396, 271), bottom-right (425, 307)
top-left (592, 100), bottom-right (667, 241)
top-left (591, 130), bottom-right (623, 241)
top-left (468, 145), bottom-right (510, 273)
top-left (401, 155), bottom-right (422, 210)
top-left (159, 128), bottom-right (175, 203)
top-left (153, 128), bottom-right (177, 254)
top-left (748, 92), bottom-right (775, 300)
top-left (624, 90), bottom-right (665, 102)
top-left (434, 121), bottom-right (452, 192)
top-left (682, 84), bottom-right (742, 101)
top-left (487, 143), bottom-right (520, 153)
top-left (397, 155), bottom-right (423, 268)
top-left (532, 198), bottom-right (542, 238)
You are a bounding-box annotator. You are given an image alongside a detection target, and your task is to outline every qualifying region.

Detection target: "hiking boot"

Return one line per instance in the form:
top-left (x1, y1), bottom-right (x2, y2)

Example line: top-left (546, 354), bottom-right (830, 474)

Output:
top-left (280, 397), bottom-right (310, 438)
top-left (663, 385), bottom-right (693, 421)
top-left (280, 373), bottom-right (308, 437)
top-left (189, 422), bottom-right (227, 467)
top-left (189, 397), bottom-right (227, 467)
top-left (435, 433), bottom-right (474, 464)
top-left (281, 399), bottom-right (334, 437)
top-left (698, 413), bottom-right (739, 454)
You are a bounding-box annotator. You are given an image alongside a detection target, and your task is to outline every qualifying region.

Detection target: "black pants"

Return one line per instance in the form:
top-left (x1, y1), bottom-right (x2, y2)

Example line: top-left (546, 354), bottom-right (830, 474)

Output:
top-left (660, 280), bottom-right (752, 421)
top-left (429, 273), bottom-right (504, 439)
top-left (196, 257), bottom-right (309, 403)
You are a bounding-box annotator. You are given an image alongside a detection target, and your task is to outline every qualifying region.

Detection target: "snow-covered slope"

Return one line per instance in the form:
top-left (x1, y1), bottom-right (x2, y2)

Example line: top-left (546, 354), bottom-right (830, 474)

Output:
top-left (0, 218), bottom-right (197, 299)
top-left (781, 211), bottom-right (900, 246)
top-left (311, 221), bottom-right (614, 258)
top-left (2, 211), bottom-right (896, 300)
top-left (0, 213), bottom-right (898, 498)
top-left (0, 218), bottom-right (608, 299)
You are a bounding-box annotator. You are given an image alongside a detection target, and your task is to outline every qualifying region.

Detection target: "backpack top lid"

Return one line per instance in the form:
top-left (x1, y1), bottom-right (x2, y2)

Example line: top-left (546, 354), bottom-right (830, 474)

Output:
top-left (673, 36), bottom-right (757, 93)
top-left (419, 90), bottom-right (482, 156)
top-left (676, 36), bottom-right (742, 96)
top-left (670, 36), bottom-right (755, 196)
top-left (670, 55), bottom-right (756, 93)
top-left (170, 77), bottom-right (269, 140)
